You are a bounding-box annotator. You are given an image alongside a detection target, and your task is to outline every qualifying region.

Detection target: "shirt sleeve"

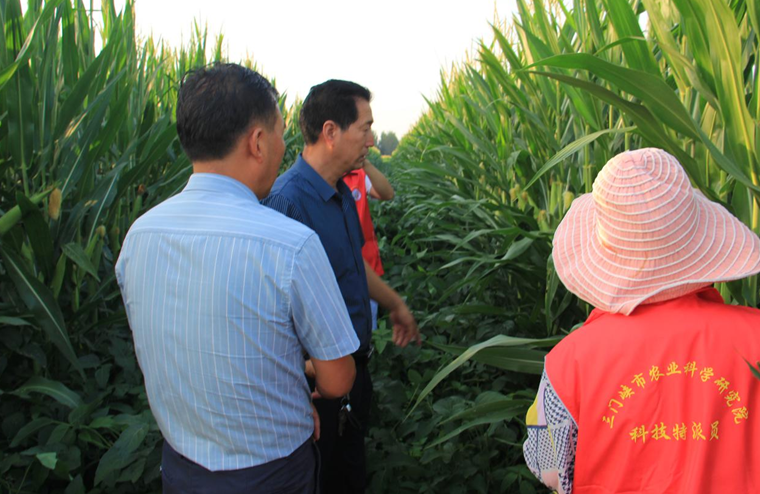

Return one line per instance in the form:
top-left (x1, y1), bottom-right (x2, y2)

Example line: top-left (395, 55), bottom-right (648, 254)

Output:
top-left (365, 175), bottom-right (372, 195)
top-left (523, 369), bottom-right (578, 494)
top-left (262, 193), bottom-right (307, 225)
top-left (289, 233), bottom-right (359, 360)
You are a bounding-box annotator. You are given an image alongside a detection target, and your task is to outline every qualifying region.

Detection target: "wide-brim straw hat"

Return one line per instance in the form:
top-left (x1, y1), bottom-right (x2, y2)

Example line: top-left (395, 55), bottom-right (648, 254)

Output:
top-left (553, 148), bottom-right (760, 315)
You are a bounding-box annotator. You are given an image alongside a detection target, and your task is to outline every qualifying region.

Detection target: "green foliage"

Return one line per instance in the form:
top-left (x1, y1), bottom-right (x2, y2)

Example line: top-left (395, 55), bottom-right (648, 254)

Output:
top-left (364, 159), bottom-right (560, 492)
top-left (4, 0), bottom-right (760, 492)
top-left (0, 1), bottom-right (300, 492)
top-left (368, 0), bottom-right (760, 491)
top-left (366, 147), bottom-right (389, 176)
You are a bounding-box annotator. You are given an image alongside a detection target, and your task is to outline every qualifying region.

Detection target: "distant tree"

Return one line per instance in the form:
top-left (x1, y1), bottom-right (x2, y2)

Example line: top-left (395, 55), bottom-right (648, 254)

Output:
top-left (378, 131), bottom-right (399, 155)
top-left (372, 130), bottom-right (379, 146)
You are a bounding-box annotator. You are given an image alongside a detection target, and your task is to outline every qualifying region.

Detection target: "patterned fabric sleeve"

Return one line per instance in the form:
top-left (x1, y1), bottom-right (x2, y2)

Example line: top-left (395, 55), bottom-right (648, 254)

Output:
top-left (262, 193), bottom-right (307, 225)
top-left (523, 369), bottom-right (578, 494)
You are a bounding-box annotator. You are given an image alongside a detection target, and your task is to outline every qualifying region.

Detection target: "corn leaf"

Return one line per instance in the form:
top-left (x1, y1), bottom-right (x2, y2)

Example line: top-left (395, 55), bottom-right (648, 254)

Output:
top-left (62, 243), bottom-right (100, 281)
top-left (12, 376), bottom-right (83, 408)
top-left (0, 0), bottom-right (62, 92)
top-left (16, 192), bottom-right (55, 279)
top-left (408, 335), bottom-right (561, 418)
top-left (426, 406), bottom-right (524, 449)
top-left (0, 243), bottom-right (81, 375)
top-left (528, 54), bottom-right (700, 140)
top-left (525, 126), bottom-right (635, 190)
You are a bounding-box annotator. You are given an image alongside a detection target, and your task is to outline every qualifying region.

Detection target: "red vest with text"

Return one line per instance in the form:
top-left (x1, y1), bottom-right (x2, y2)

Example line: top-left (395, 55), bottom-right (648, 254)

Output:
top-left (546, 288), bottom-right (760, 493)
top-left (342, 170), bottom-right (384, 276)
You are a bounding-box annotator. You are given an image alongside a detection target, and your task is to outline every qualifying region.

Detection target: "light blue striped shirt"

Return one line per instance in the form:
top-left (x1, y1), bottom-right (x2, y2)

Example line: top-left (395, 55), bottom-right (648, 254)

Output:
top-left (115, 173), bottom-right (359, 471)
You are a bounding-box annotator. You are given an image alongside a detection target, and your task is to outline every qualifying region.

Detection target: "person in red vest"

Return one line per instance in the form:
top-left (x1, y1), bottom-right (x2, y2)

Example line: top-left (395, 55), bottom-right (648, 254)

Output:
top-left (524, 148), bottom-right (760, 494)
top-left (343, 159), bottom-right (395, 329)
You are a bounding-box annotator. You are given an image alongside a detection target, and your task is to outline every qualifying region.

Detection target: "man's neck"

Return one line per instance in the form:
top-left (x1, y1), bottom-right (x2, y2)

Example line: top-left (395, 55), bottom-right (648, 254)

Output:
top-left (302, 147), bottom-right (342, 189)
top-left (193, 161), bottom-right (263, 198)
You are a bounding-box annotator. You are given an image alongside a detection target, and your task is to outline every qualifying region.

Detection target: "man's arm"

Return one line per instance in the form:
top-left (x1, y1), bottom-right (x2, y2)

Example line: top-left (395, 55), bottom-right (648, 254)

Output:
top-left (364, 161), bottom-right (394, 200)
top-left (311, 355), bottom-right (356, 399)
top-left (364, 259), bottom-right (420, 347)
top-left (291, 234), bottom-right (359, 391)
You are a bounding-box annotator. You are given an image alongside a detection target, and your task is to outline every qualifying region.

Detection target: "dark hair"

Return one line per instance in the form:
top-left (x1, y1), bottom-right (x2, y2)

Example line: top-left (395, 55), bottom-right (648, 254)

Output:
top-left (176, 63), bottom-right (279, 162)
top-left (299, 80), bottom-right (372, 145)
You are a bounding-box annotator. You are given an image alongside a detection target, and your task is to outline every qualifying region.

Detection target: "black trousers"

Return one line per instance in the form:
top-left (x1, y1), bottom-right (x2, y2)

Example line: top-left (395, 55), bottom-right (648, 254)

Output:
top-left (161, 438), bottom-right (318, 494)
top-left (313, 361), bottom-right (373, 494)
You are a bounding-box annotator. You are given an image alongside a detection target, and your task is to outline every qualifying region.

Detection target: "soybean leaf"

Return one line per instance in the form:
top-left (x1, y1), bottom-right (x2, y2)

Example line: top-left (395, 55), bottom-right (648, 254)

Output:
top-left (10, 417), bottom-right (56, 448)
top-left (94, 423), bottom-right (149, 486)
top-left (36, 452), bottom-right (58, 470)
top-left (64, 475), bottom-right (85, 494)
top-left (117, 457), bottom-right (146, 483)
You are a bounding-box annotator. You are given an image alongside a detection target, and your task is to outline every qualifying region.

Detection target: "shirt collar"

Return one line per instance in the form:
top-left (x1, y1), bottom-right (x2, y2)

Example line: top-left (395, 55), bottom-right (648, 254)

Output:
top-left (182, 173), bottom-right (260, 203)
top-left (293, 155), bottom-right (341, 202)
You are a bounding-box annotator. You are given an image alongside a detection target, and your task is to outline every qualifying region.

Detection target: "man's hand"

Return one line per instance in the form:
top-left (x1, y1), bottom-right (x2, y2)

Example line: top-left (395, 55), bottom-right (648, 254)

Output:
top-left (310, 402), bottom-right (320, 441)
top-left (364, 259), bottom-right (420, 348)
top-left (390, 302), bottom-right (420, 348)
top-left (304, 359), bottom-right (315, 379)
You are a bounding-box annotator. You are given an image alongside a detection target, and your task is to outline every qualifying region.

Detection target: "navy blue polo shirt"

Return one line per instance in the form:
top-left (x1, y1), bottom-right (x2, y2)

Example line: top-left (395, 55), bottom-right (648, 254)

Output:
top-left (263, 155), bottom-right (372, 352)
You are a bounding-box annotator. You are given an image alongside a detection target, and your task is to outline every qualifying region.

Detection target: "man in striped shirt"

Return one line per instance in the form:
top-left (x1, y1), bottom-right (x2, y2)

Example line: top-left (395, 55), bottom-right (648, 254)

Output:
top-left (116, 64), bottom-right (359, 494)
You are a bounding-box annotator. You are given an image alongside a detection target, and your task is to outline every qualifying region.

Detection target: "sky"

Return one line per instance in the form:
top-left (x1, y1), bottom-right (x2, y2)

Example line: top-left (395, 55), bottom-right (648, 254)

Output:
top-left (111, 0), bottom-right (518, 138)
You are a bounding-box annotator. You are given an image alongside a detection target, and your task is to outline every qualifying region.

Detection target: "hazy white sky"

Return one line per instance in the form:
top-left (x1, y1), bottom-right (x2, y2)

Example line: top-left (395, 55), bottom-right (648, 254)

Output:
top-left (115, 0), bottom-right (517, 137)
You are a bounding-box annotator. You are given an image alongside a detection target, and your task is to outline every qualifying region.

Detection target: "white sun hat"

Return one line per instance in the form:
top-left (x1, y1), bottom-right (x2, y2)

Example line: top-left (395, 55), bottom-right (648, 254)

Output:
top-left (552, 148), bottom-right (760, 315)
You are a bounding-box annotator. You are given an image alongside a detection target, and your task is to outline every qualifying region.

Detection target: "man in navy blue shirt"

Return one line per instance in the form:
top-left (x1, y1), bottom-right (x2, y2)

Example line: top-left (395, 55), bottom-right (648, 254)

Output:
top-left (263, 80), bottom-right (420, 494)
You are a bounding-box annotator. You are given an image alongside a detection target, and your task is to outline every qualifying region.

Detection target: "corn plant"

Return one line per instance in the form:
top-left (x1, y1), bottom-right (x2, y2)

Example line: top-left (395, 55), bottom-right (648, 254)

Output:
top-left (0, 1), bottom-right (300, 492)
top-left (371, 0), bottom-right (760, 490)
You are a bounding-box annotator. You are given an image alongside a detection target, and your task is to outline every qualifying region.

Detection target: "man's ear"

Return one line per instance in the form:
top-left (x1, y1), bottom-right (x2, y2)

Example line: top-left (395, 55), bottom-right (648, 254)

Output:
top-left (246, 126), bottom-right (265, 162)
top-left (323, 120), bottom-right (339, 147)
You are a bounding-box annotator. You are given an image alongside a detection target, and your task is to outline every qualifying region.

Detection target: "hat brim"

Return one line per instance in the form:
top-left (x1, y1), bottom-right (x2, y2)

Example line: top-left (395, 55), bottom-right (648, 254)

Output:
top-left (552, 190), bottom-right (760, 314)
